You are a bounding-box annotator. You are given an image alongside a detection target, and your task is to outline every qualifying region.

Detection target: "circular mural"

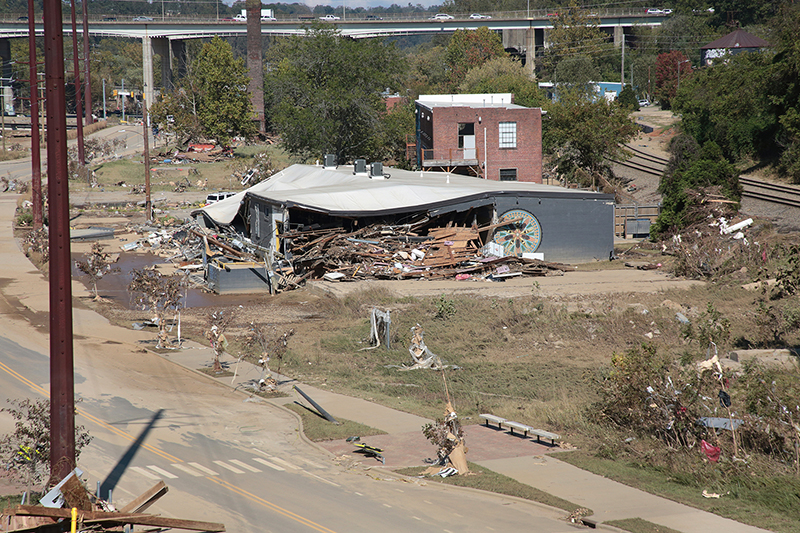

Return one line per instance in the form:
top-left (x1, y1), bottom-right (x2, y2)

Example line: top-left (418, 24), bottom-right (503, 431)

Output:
top-left (494, 209), bottom-right (542, 257)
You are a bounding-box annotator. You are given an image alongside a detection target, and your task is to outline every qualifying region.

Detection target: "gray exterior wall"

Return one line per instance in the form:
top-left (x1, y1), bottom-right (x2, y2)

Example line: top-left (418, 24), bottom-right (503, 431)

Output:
top-left (245, 193), bottom-right (614, 265)
top-left (495, 196), bottom-right (614, 263)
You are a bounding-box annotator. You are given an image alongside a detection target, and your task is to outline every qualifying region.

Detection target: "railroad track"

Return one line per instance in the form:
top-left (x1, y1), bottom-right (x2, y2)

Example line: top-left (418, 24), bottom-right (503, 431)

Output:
top-left (609, 145), bottom-right (669, 177)
top-left (740, 176), bottom-right (800, 209)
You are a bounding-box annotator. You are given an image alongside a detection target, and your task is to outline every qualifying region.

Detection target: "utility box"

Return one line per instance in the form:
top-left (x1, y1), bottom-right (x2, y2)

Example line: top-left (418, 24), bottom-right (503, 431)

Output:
top-left (370, 162), bottom-right (384, 178)
top-left (354, 159), bottom-right (367, 174)
top-left (324, 154), bottom-right (337, 168)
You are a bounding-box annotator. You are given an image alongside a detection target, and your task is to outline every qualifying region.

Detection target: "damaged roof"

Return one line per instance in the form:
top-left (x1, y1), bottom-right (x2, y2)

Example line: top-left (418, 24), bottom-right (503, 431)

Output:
top-left (194, 164), bottom-right (612, 225)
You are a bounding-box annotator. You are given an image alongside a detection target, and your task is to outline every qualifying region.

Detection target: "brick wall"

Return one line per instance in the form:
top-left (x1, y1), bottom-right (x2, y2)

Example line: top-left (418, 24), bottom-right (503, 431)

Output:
top-left (430, 106), bottom-right (542, 183)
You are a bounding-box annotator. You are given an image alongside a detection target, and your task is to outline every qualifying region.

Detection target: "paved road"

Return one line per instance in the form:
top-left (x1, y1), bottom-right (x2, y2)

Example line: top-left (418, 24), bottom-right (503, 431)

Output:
top-left (0, 192), bottom-right (578, 532)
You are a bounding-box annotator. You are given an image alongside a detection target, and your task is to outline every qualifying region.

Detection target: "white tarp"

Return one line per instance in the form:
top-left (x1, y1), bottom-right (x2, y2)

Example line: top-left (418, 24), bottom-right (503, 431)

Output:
top-left (195, 163), bottom-right (601, 225)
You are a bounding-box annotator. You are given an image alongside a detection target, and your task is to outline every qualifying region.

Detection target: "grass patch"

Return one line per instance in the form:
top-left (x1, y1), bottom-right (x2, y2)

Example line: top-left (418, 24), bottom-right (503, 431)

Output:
top-left (605, 518), bottom-right (683, 533)
top-left (284, 402), bottom-right (386, 442)
top-left (196, 367), bottom-right (235, 378)
top-left (555, 450), bottom-right (800, 533)
top-left (395, 462), bottom-right (585, 513)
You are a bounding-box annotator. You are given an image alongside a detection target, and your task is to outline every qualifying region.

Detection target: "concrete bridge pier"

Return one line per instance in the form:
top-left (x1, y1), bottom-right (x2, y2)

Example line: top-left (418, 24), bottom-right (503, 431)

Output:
top-left (143, 37), bottom-right (187, 105)
top-left (502, 27), bottom-right (543, 73)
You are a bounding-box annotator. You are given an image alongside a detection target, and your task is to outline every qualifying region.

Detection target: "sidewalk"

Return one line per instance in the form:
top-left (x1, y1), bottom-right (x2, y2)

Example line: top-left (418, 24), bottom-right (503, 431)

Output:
top-left (0, 195), bottom-right (771, 533)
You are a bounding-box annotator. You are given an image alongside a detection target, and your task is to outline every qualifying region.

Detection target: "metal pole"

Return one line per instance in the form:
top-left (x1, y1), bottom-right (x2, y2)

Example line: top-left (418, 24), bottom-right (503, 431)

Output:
top-left (620, 33), bottom-right (624, 87)
top-left (102, 78), bottom-right (106, 120)
top-left (70, 0), bottom-right (85, 166)
top-left (44, 0), bottom-right (77, 483)
top-left (142, 97), bottom-right (152, 222)
top-left (28, 0), bottom-right (42, 230)
top-left (121, 79), bottom-right (125, 122)
top-left (82, 0), bottom-right (92, 125)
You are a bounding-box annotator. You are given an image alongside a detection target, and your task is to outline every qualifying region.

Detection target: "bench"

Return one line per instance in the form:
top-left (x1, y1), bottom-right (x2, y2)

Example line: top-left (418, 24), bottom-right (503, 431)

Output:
top-left (505, 421), bottom-right (535, 437)
top-left (529, 429), bottom-right (560, 446)
top-left (479, 413), bottom-right (507, 429)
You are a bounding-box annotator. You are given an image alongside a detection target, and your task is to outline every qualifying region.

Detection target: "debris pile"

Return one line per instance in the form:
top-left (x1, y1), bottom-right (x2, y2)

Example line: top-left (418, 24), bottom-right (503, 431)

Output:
top-left (283, 222), bottom-right (571, 283)
top-left (115, 217), bottom-right (572, 295)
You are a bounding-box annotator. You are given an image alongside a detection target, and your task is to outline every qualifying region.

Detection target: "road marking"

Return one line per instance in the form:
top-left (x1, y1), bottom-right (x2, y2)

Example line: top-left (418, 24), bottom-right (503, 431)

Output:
top-left (395, 488), bottom-right (404, 492)
top-left (305, 472), bottom-right (340, 487)
top-left (383, 503), bottom-right (392, 508)
top-left (213, 460), bottom-right (245, 474)
top-left (130, 466), bottom-right (160, 480)
top-left (147, 465), bottom-right (178, 479)
top-left (252, 457), bottom-right (285, 471)
top-left (424, 500), bottom-right (433, 505)
top-left (354, 492), bottom-right (363, 496)
top-left (268, 456), bottom-right (300, 470)
top-left (413, 516), bottom-right (421, 521)
top-left (229, 459), bottom-right (261, 473)
top-left (188, 462), bottom-right (218, 476)
top-left (171, 463), bottom-right (204, 477)
top-left (206, 477), bottom-right (339, 533)
top-left (295, 457), bottom-right (325, 469)
top-left (0, 361), bottom-right (183, 464)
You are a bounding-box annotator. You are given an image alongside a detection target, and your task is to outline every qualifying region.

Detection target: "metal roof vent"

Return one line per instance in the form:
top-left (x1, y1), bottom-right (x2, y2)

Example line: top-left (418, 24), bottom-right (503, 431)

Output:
top-left (323, 154), bottom-right (337, 169)
top-left (353, 159), bottom-right (367, 175)
top-left (369, 162), bottom-right (386, 179)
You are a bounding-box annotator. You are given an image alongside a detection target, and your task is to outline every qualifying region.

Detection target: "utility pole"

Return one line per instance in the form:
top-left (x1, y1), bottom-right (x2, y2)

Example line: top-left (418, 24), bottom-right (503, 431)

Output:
top-left (620, 33), bottom-right (625, 87)
top-left (143, 97), bottom-right (152, 222)
top-left (246, 0), bottom-right (264, 133)
top-left (44, 0), bottom-right (77, 483)
top-left (28, 0), bottom-right (42, 230)
top-left (69, 0), bottom-right (85, 166)
top-left (82, 0), bottom-right (92, 125)
top-left (102, 78), bottom-right (106, 120)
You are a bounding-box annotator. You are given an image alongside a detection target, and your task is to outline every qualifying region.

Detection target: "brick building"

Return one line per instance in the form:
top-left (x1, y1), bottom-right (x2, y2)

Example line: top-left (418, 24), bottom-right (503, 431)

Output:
top-left (415, 93), bottom-right (543, 183)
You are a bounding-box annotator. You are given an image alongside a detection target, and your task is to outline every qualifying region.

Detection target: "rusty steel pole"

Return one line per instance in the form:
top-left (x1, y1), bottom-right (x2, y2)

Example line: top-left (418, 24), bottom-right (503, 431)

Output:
top-left (82, 0), bottom-right (92, 125)
top-left (70, 0), bottom-right (85, 166)
top-left (28, 0), bottom-right (42, 230)
top-left (44, 0), bottom-right (77, 483)
top-left (142, 97), bottom-right (152, 222)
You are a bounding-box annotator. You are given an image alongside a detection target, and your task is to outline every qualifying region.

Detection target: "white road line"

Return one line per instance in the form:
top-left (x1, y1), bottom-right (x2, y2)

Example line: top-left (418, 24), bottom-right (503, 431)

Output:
top-left (130, 466), bottom-right (160, 480)
top-left (147, 465), bottom-right (178, 479)
top-left (305, 472), bottom-right (340, 487)
top-left (383, 503), bottom-right (392, 508)
top-left (213, 460), bottom-right (245, 474)
top-left (354, 492), bottom-right (363, 496)
top-left (295, 457), bottom-right (325, 469)
top-left (267, 457), bottom-right (300, 470)
top-left (188, 462), bottom-right (219, 476)
top-left (171, 464), bottom-right (204, 477)
top-left (229, 459), bottom-right (261, 473)
top-left (252, 457), bottom-right (285, 471)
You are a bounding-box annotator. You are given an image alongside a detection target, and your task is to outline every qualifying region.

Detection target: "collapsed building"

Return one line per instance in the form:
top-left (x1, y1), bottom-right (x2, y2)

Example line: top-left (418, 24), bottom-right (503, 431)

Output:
top-left (191, 160), bottom-right (614, 292)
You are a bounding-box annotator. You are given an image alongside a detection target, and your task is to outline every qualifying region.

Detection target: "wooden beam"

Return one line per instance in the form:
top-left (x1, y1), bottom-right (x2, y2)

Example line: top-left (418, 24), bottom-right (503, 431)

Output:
top-left (119, 480), bottom-right (168, 514)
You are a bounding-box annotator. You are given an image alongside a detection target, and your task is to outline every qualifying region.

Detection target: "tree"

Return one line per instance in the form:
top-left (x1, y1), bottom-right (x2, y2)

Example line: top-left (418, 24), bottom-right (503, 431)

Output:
top-left (654, 51), bottom-right (691, 110)
top-left (0, 399), bottom-right (92, 491)
top-left (617, 85), bottom-right (639, 111)
top-left (458, 57), bottom-right (545, 108)
top-left (553, 56), bottom-right (600, 96)
top-left (205, 310), bottom-right (235, 373)
top-left (192, 36), bottom-right (257, 146)
top-left (543, 89), bottom-right (639, 185)
top-left (651, 136), bottom-right (741, 236)
top-left (75, 242), bottom-right (120, 301)
top-left (542, 1), bottom-right (610, 77)
top-left (265, 25), bottom-right (404, 163)
top-left (128, 268), bottom-right (186, 349)
top-left (444, 27), bottom-right (507, 90)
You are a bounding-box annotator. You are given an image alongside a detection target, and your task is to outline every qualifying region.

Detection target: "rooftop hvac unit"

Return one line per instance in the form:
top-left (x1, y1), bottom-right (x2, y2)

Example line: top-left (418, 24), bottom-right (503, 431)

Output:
top-left (353, 159), bottom-right (367, 174)
top-left (323, 154), bottom-right (336, 168)
top-left (369, 162), bottom-right (384, 179)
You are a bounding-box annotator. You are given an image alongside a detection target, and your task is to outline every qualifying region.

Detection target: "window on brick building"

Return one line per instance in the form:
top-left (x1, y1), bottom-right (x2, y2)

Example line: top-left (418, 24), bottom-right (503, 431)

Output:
top-left (499, 122), bottom-right (517, 149)
top-left (499, 168), bottom-right (517, 181)
top-left (457, 122), bottom-right (474, 148)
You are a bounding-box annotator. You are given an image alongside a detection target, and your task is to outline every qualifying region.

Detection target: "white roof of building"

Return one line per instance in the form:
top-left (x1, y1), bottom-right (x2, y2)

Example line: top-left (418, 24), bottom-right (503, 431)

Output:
top-left (196, 163), bottom-right (610, 225)
top-left (416, 93), bottom-right (527, 110)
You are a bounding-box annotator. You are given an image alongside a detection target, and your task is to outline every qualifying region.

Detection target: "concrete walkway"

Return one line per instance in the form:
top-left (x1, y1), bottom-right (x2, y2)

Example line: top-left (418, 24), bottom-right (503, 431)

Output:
top-left (0, 193), bottom-right (772, 533)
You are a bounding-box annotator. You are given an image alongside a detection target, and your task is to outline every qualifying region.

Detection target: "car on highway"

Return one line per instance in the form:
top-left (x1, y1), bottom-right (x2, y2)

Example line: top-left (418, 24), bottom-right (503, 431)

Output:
top-left (102, 16), bottom-right (117, 21)
top-left (132, 16), bottom-right (154, 21)
top-left (16, 16), bottom-right (28, 21)
top-left (430, 13), bottom-right (454, 20)
top-left (365, 14), bottom-right (383, 20)
top-left (646, 8), bottom-right (663, 14)
top-left (469, 13), bottom-right (491, 19)
top-left (261, 15), bottom-right (277, 21)
top-left (319, 14), bottom-right (340, 21)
